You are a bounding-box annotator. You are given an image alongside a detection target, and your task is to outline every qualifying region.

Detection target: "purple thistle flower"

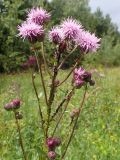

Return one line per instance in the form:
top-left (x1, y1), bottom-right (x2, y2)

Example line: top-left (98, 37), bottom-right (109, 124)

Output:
top-left (47, 151), bottom-right (56, 160)
top-left (76, 31), bottom-right (100, 53)
top-left (61, 18), bottom-right (83, 41)
top-left (27, 7), bottom-right (51, 25)
top-left (12, 99), bottom-right (21, 109)
top-left (49, 27), bottom-right (64, 44)
top-left (4, 102), bottom-right (14, 111)
top-left (46, 137), bottom-right (56, 151)
top-left (73, 67), bottom-right (94, 88)
top-left (18, 21), bottom-right (44, 42)
top-left (46, 137), bottom-right (61, 151)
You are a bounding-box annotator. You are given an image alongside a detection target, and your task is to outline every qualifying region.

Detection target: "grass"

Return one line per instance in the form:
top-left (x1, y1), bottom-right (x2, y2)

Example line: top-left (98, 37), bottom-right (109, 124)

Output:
top-left (0, 67), bottom-right (120, 160)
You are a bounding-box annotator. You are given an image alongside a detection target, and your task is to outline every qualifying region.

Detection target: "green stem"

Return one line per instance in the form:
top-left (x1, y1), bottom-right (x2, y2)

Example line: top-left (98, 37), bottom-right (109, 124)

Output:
top-left (52, 88), bottom-right (75, 137)
top-left (41, 42), bottom-right (52, 78)
top-left (61, 85), bottom-right (87, 159)
top-left (14, 111), bottom-right (27, 160)
top-left (32, 73), bottom-right (45, 138)
top-left (35, 51), bottom-right (48, 107)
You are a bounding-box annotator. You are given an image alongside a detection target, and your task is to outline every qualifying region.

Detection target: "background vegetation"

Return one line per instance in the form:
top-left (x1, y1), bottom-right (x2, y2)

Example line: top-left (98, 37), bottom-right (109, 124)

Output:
top-left (0, 68), bottom-right (120, 159)
top-left (0, 0), bottom-right (120, 73)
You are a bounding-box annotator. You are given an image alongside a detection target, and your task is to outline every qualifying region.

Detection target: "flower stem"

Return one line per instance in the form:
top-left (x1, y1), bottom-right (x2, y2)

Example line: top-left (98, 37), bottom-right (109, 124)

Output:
top-left (41, 42), bottom-right (52, 78)
top-left (14, 111), bottom-right (27, 160)
top-left (32, 72), bottom-right (45, 137)
top-left (35, 51), bottom-right (48, 107)
top-left (52, 88), bottom-right (75, 137)
top-left (61, 85), bottom-right (87, 159)
top-left (57, 61), bottom-right (78, 87)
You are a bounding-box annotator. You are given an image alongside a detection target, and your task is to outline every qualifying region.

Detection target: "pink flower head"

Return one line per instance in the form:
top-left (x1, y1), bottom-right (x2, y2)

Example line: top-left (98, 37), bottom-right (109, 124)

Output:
top-left (47, 151), bottom-right (56, 160)
top-left (76, 31), bottom-right (100, 53)
top-left (73, 67), bottom-right (94, 88)
top-left (46, 137), bottom-right (56, 151)
top-left (27, 7), bottom-right (51, 25)
top-left (61, 18), bottom-right (83, 41)
top-left (4, 102), bottom-right (14, 111)
top-left (18, 21), bottom-right (44, 43)
top-left (12, 99), bottom-right (21, 109)
top-left (49, 26), bottom-right (64, 44)
top-left (46, 137), bottom-right (61, 151)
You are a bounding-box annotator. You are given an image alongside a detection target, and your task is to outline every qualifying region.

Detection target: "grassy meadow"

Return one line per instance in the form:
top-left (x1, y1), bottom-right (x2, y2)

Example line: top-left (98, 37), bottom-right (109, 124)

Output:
top-left (0, 67), bottom-right (120, 160)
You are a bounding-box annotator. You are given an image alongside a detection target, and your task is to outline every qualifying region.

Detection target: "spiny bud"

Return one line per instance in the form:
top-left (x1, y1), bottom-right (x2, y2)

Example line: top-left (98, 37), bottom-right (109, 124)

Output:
top-left (12, 99), bottom-right (21, 109)
top-left (48, 151), bottom-right (56, 160)
top-left (89, 79), bottom-right (95, 86)
top-left (54, 80), bottom-right (60, 87)
top-left (70, 108), bottom-right (79, 119)
top-left (15, 112), bottom-right (23, 119)
top-left (4, 103), bottom-right (13, 111)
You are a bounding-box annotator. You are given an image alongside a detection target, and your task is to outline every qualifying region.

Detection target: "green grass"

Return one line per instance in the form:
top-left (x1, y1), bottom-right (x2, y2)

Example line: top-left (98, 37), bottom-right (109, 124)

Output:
top-left (0, 68), bottom-right (120, 160)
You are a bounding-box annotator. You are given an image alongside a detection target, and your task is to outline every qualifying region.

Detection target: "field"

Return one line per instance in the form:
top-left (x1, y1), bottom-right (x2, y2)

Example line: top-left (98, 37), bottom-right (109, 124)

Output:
top-left (0, 67), bottom-right (120, 160)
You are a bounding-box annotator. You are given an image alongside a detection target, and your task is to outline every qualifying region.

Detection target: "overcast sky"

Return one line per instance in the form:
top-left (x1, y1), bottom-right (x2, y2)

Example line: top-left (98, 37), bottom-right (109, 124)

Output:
top-left (89, 0), bottom-right (120, 30)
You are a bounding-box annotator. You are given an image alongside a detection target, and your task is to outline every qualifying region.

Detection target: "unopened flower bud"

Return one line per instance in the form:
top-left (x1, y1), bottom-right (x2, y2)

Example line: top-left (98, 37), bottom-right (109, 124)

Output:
top-left (70, 108), bottom-right (79, 118)
top-left (58, 41), bottom-right (67, 53)
top-left (12, 99), bottom-right (21, 109)
top-left (54, 80), bottom-right (60, 87)
top-left (48, 151), bottom-right (56, 160)
top-left (15, 112), bottom-right (23, 119)
top-left (89, 79), bottom-right (95, 86)
top-left (4, 103), bottom-right (13, 111)
top-left (54, 137), bottom-right (61, 147)
top-left (46, 137), bottom-right (56, 151)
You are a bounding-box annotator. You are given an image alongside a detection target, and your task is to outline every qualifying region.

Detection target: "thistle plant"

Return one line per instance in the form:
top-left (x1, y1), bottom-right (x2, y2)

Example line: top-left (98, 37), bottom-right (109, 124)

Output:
top-left (4, 6), bottom-right (100, 160)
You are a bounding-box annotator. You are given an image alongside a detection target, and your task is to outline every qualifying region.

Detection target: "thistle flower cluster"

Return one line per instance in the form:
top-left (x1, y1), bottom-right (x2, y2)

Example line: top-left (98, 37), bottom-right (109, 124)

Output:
top-left (16, 6), bottom-right (101, 160)
top-left (49, 18), bottom-right (100, 53)
top-left (73, 67), bottom-right (95, 89)
top-left (47, 137), bottom-right (61, 159)
top-left (18, 7), bottom-right (100, 53)
top-left (18, 7), bottom-right (50, 42)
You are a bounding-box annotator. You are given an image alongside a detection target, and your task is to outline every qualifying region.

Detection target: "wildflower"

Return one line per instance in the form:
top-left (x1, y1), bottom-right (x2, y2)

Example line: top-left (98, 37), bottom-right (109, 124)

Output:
top-left (47, 137), bottom-right (56, 151)
top-left (18, 21), bottom-right (44, 42)
top-left (4, 103), bottom-right (13, 111)
top-left (46, 137), bottom-right (61, 151)
top-left (48, 151), bottom-right (56, 160)
top-left (61, 18), bottom-right (83, 41)
top-left (27, 7), bottom-right (51, 25)
top-left (49, 27), bottom-right (64, 44)
top-left (73, 67), bottom-right (94, 88)
top-left (76, 31), bottom-right (100, 53)
top-left (12, 99), bottom-right (21, 109)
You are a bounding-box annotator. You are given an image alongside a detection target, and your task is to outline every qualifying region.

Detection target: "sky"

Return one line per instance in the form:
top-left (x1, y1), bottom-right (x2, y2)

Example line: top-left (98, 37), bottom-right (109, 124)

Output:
top-left (89, 0), bottom-right (120, 30)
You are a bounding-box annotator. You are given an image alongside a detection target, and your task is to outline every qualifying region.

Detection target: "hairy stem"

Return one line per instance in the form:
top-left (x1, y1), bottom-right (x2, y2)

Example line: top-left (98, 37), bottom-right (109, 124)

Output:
top-left (32, 73), bottom-right (45, 137)
top-left (35, 51), bottom-right (48, 107)
top-left (14, 111), bottom-right (27, 160)
top-left (61, 85), bottom-right (87, 159)
top-left (41, 42), bottom-right (52, 78)
top-left (57, 61), bottom-right (78, 87)
top-left (52, 88), bottom-right (75, 137)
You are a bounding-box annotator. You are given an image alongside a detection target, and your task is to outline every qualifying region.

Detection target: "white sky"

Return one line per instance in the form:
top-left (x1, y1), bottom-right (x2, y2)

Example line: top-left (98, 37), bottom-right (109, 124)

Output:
top-left (89, 0), bottom-right (120, 30)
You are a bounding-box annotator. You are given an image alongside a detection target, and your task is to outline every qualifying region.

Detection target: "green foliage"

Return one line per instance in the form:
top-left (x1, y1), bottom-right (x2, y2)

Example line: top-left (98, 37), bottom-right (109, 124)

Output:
top-left (0, 0), bottom-right (120, 73)
top-left (0, 68), bottom-right (120, 159)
